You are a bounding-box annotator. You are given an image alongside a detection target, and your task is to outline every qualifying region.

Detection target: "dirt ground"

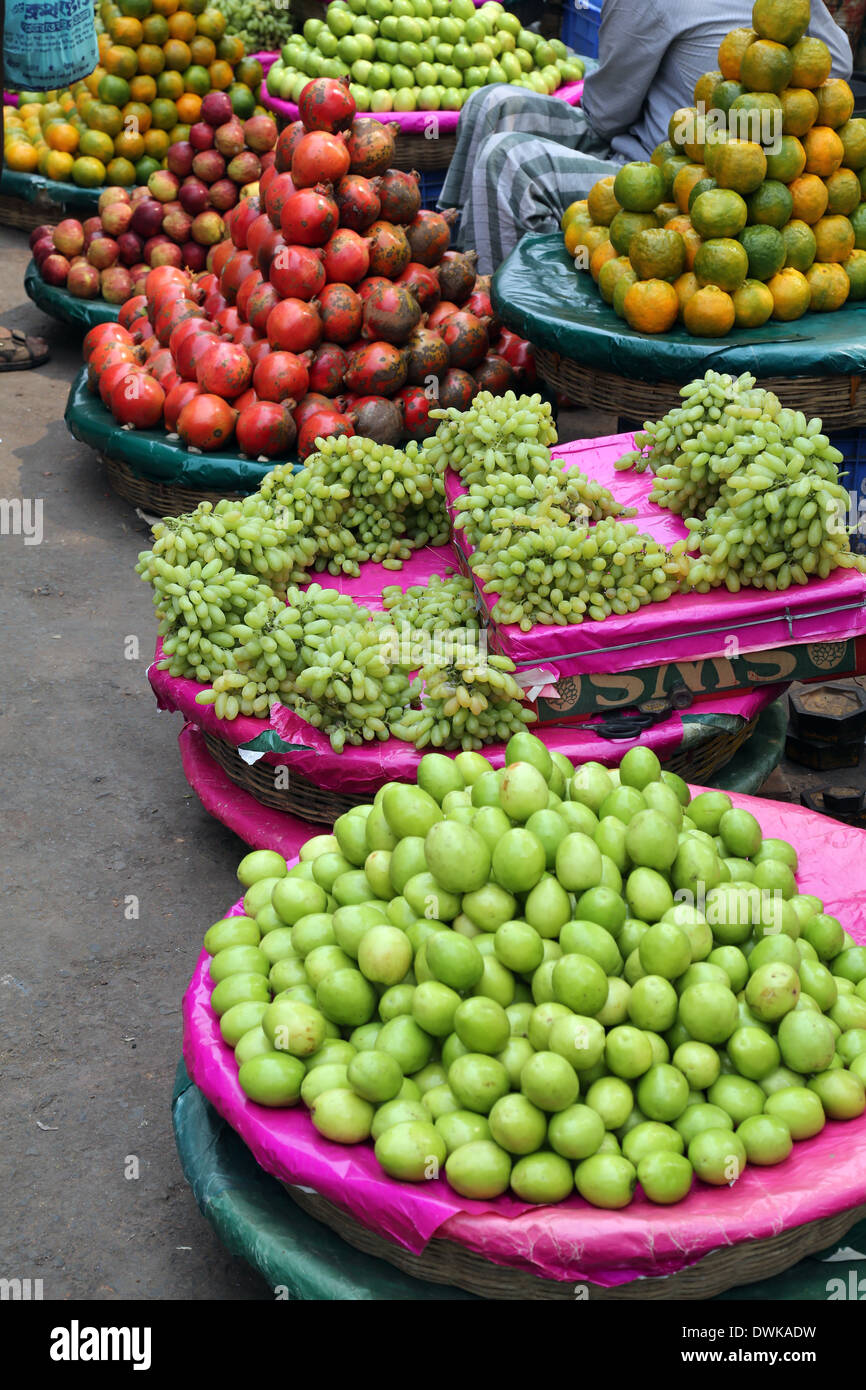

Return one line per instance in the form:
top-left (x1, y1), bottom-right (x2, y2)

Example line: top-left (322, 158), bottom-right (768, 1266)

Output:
top-left (1, 222), bottom-right (863, 1302)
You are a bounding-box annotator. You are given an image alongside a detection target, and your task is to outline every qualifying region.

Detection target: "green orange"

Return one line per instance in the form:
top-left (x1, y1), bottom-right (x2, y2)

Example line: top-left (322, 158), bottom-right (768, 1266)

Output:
top-left (673, 162), bottom-right (710, 214)
top-left (164, 39), bottom-right (192, 71)
top-left (228, 84), bottom-right (256, 120)
top-left (747, 180), bottom-right (793, 228)
top-left (142, 14), bottom-right (170, 44)
top-left (79, 127), bottom-right (115, 162)
top-left (781, 218), bottom-right (818, 270)
top-left (788, 173), bottom-right (829, 224)
top-left (815, 79), bottom-right (855, 130)
top-left (790, 37), bottom-right (833, 91)
top-left (805, 260), bottom-right (850, 311)
top-left (104, 45), bottom-right (138, 79)
top-left (690, 187), bottom-right (748, 239)
top-left (752, 0), bottom-right (810, 47)
top-left (610, 210), bottom-right (659, 256)
top-left (598, 255), bottom-right (636, 305)
top-left (765, 134), bottom-right (806, 183)
top-left (208, 60), bottom-right (235, 91)
top-left (713, 139), bottom-right (767, 194)
top-left (739, 224), bottom-right (786, 281)
top-left (732, 278), bottom-right (774, 326)
top-left (813, 214), bottom-right (855, 264)
top-left (106, 155), bottom-right (137, 186)
top-left (767, 266), bottom-right (811, 319)
top-left (137, 44), bottom-right (167, 76)
top-left (144, 127), bottom-right (170, 158)
top-left (72, 155), bottom-right (106, 187)
top-left (695, 69), bottom-right (723, 106)
top-left (718, 28), bottom-right (757, 82)
top-left (149, 98), bottom-right (178, 131)
top-left (612, 267), bottom-right (639, 318)
top-left (197, 7), bottom-right (227, 40)
top-left (739, 39), bottom-right (794, 94)
top-left (219, 35), bottom-right (246, 67)
top-left (840, 119), bottom-right (866, 172)
top-left (587, 176), bottom-right (621, 226)
top-left (156, 69), bottom-right (184, 100)
top-left (694, 236), bottom-right (749, 292)
top-left (183, 64), bottom-right (211, 95)
top-left (628, 227), bottom-right (687, 282)
top-left (189, 35), bottom-right (217, 67)
top-left (780, 87), bottom-right (819, 138)
top-left (843, 249), bottom-right (866, 299)
top-left (825, 168), bottom-right (861, 217)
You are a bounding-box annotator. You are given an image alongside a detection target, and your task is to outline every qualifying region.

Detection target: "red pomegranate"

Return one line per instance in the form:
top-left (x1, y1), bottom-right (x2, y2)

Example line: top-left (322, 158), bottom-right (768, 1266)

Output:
top-left (366, 221), bottom-right (411, 278)
top-left (473, 354), bottom-right (513, 393)
top-left (264, 172), bottom-right (298, 229)
top-left (322, 228), bottom-right (369, 285)
top-left (308, 343), bottom-right (348, 396)
top-left (294, 393), bottom-right (341, 430)
top-left (362, 281), bottom-right (421, 345)
top-left (438, 249), bottom-right (478, 305)
top-left (395, 385), bottom-right (436, 441)
top-left (169, 315), bottom-right (216, 361)
top-left (203, 290), bottom-right (228, 318)
top-left (298, 77), bottom-right (356, 134)
top-left (345, 119), bottom-right (399, 178)
top-left (247, 212), bottom-right (278, 263)
top-left (426, 300), bottom-right (460, 332)
top-left (465, 288), bottom-right (500, 335)
top-left (375, 169), bottom-right (421, 226)
top-left (292, 131), bottom-right (351, 189)
top-left (209, 239), bottom-right (235, 278)
top-left (233, 387), bottom-right (258, 414)
top-left (335, 174), bottom-right (381, 233)
top-left (232, 322), bottom-right (259, 349)
top-left (438, 368), bottom-right (478, 410)
top-left (318, 283), bottom-right (363, 345)
top-left (154, 297), bottom-right (202, 347)
top-left (164, 379), bottom-right (203, 431)
top-left (247, 338), bottom-right (273, 369)
top-left (406, 328), bottom-right (449, 384)
top-left (83, 322), bottom-right (133, 359)
top-left (344, 341), bottom-right (408, 396)
top-left (441, 310), bottom-right (489, 370)
top-left (395, 261), bottom-right (440, 312)
top-left (269, 243), bottom-right (326, 300)
top-left (227, 196), bottom-right (261, 250)
top-left (144, 347), bottom-right (177, 387)
top-left (236, 401), bottom-right (298, 458)
top-left (118, 296), bottom-right (149, 331)
top-left (498, 333), bottom-right (537, 385)
top-left (236, 269), bottom-right (263, 320)
top-left (350, 395), bottom-right (403, 444)
top-left (274, 120), bottom-right (306, 173)
top-left (297, 409), bottom-right (355, 461)
top-left (109, 373), bottom-right (165, 429)
top-left (246, 281), bottom-right (282, 335)
top-left (215, 306), bottom-right (242, 335)
top-left (406, 209), bottom-right (456, 267)
top-left (99, 360), bottom-right (143, 408)
top-left (195, 341), bottom-right (253, 399)
top-left (255, 227), bottom-right (286, 278)
top-left (220, 249), bottom-right (257, 303)
top-left (280, 186), bottom-right (339, 247)
top-left (357, 275), bottom-right (391, 303)
top-left (253, 350), bottom-right (310, 403)
top-left (266, 298), bottom-right (324, 353)
top-left (176, 394), bottom-right (237, 450)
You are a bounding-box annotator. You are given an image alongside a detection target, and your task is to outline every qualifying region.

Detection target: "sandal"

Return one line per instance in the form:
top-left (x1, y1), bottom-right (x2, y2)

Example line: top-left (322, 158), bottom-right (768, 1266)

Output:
top-left (0, 327), bottom-right (50, 371)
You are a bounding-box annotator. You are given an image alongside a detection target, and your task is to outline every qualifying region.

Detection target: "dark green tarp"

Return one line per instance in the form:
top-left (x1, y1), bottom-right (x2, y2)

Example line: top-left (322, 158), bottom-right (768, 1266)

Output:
top-left (25, 258), bottom-right (120, 330)
top-left (493, 233), bottom-right (866, 383)
top-left (1, 165), bottom-right (101, 215)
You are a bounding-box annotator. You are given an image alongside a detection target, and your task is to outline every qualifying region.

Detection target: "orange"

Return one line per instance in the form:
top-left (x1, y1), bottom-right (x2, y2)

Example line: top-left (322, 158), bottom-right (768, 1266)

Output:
top-left (732, 278), bottom-right (774, 327)
top-left (45, 122), bottom-right (79, 154)
top-left (673, 271), bottom-right (700, 315)
top-left (167, 11), bottom-right (197, 41)
top-left (718, 28), bottom-right (756, 81)
top-left (663, 214), bottom-right (702, 269)
top-left (208, 61), bottom-right (234, 92)
top-left (43, 149), bottom-right (74, 181)
top-left (803, 126), bottom-right (844, 177)
top-left (813, 214), bottom-right (855, 264)
top-left (668, 106), bottom-right (697, 151)
top-left (98, 33), bottom-right (112, 63)
top-left (739, 40), bottom-right (794, 95)
top-left (843, 249), bottom-right (866, 299)
top-left (628, 228), bottom-right (686, 281)
top-left (189, 36), bottom-right (216, 67)
top-left (781, 219), bottom-right (818, 271)
top-left (106, 156), bottom-right (137, 186)
top-left (562, 200), bottom-right (590, 232)
top-left (72, 155), bottom-right (107, 188)
top-left (80, 128), bottom-right (114, 161)
top-left (163, 39), bottom-right (192, 72)
top-left (815, 79), bottom-right (855, 131)
top-left (598, 255), bottom-right (636, 305)
top-left (779, 87), bottom-right (819, 138)
top-left (98, 74), bottom-right (131, 108)
top-left (130, 75), bottom-right (158, 104)
top-left (149, 98), bottom-right (178, 132)
top-left (612, 268), bottom-right (639, 319)
top-left (852, 203), bottom-right (866, 249)
top-left (169, 123), bottom-right (190, 145)
top-left (564, 220), bottom-right (591, 255)
top-left (590, 241), bottom-right (619, 281)
top-left (113, 128), bottom-right (145, 160)
top-left (673, 162), bottom-right (709, 214)
top-left (622, 279), bottom-right (680, 334)
top-left (219, 36), bottom-right (246, 67)
top-left (655, 200), bottom-right (679, 224)
top-left (652, 140), bottom-right (678, 168)
top-left (88, 103), bottom-right (124, 138)
top-left (122, 101), bottom-right (152, 134)
top-left (197, 9), bottom-right (227, 41)
top-left (614, 161), bottom-right (666, 213)
top-left (156, 70), bottom-right (184, 100)
top-left (609, 209), bottom-right (659, 256)
top-left (752, 0), bottom-right (810, 46)
top-left (767, 266), bottom-right (811, 319)
top-left (788, 172), bottom-right (829, 224)
top-left (142, 14), bottom-right (170, 44)
top-left (109, 15), bottom-right (143, 46)
top-left (5, 140), bottom-right (38, 172)
top-left (104, 45), bottom-right (138, 79)
top-left (748, 179), bottom-right (794, 228)
top-left (144, 127), bottom-right (170, 158)
top-left (572, 224), bottom-right (612, 258)
top-left (789, 37), bottom-right (832, 90)
top-left (85, 69), bottom-right (105, 97)
top-left (152, 0), bottom-right (180, 13)
top-left (739, 225), bottom-right (786, 280)
top-left (587, 175), bottom-right (621, 226)
top-left (137, 44), bottom-right (167, 76)
top-left (694, 237), bottom-right (749, 292)
top-left (805, 260), bottom-right (850, 311)
top-left (690, 187), bottom-right (747, 239)
top-left (182, 65), bottom-right (211, 96)
top-left (662, 154), bottom-right (692, 195)
top-left (714, 80), bottom-right (746, 113)
top-left (713, 139), bottom-right (767, 194)
top-left (683, 284), bottom-right (736, 336)
top-left (694, 70), bottom-right (723, 106)
top-left (176, 93), bottom-right (202, 123)
top-left (825, 169), bottom-right (861, 217)
top-left (839, 118), bottom-right (866, 172)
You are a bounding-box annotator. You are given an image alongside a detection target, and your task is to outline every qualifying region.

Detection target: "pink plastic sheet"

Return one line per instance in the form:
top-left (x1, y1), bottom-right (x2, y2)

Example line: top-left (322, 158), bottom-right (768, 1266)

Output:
top-left (251, 52), bottom-right (278, 76)
top-left (262, 80), bottom-right (584, 134)
top-left (446, 433), bottom-right (866, 677)
top-left (183, 789), bottom-right (866, 1288)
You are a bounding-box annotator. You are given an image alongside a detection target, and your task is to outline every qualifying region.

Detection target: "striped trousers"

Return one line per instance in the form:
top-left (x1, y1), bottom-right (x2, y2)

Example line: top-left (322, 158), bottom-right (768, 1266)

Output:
top-left (439, 83), bottom-right (624, 274)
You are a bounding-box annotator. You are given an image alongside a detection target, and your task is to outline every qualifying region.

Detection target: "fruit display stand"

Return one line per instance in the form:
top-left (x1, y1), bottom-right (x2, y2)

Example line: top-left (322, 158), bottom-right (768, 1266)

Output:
top-left (65, 366), bottom-right (297, 514)
top-left (0, 167), bottom-right (100, 232)
top-left (24, 258), bottom-right (120, 330)
top-left (180, 793), bottom-right (866, 1299)
top-left (493, 234), bottom-right (866, 430)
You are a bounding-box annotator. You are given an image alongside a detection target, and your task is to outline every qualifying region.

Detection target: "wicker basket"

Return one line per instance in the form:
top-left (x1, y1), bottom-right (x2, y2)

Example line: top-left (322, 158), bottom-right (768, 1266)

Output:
top-left (102, 454), bottom-right (244, 516)
top-left (536, 348), bottom-right (866, 430)
top-left (390, 129), bottom-right (457, 172)
top-left (201, 716), bottom-right (758, 825)
top-left (0, 190), bottom-right (63, 231)
top-left (286, 1184), bottom-right (866, 1301)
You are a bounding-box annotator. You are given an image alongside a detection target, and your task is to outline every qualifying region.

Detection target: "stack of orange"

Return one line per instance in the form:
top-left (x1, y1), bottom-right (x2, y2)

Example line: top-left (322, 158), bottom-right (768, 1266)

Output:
top-left (564, 0), bottom-right (866, 336)
top-left (3, 0), bottom-right (264, 189)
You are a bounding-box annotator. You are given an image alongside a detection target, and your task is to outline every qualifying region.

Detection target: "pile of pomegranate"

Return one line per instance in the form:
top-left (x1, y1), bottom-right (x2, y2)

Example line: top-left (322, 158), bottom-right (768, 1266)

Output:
top-left (81, 76), bottom-right (536, 459)
top-left (32, 97), bottom-right (279, 305)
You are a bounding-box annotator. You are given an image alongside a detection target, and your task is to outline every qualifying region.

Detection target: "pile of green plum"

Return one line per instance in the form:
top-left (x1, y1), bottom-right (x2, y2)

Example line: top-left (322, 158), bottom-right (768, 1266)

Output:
top-left (203, 735), bottom-right (866, 1209)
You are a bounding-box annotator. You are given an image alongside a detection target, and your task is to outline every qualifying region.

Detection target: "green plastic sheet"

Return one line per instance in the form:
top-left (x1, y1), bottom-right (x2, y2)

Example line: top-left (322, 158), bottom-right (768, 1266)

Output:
top-left (25, 258), bottom-right (120, 330)
top-left (65, 367), bottom-right (299, 493)
top-left (172, 1060), bottom-right (866, 1301)
top-left (708, 699), bottom-right (787, 795)
top-left (493, 234), bottom-right (866, 384)
top-left (1, 165), bottom-right (101, 215)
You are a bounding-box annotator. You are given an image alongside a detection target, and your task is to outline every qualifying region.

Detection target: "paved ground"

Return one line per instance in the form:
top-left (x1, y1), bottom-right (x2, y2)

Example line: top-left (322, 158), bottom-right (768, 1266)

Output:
top-left (1, 222), bottom-right (864, 1302)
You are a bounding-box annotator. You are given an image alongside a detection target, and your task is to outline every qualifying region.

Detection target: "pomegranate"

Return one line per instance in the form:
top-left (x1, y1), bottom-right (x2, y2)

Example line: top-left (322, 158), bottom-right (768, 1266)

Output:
top-left (259, 164), bottom-right (278, 200)
top-left (176, 394), bottom-right (237, 450)
top-left (236, 401), bottom-right (298, 458)
top-left (246, 212), bottom-right (277, 264)
top-left (426, 300), bottom-right (460, 332)
top-left (215, 306), bottom-right (241, 336)
top-left (236, 269), bottom-right (264, 321)
top-left (346, 119), bottom-right (399, 178)
top-left (67, 263), bottom-right (101, 297)
top-left (54, 218), bottom-right (85, 257)
top-left (318, 283), bottom-right (363, 345)
top-left (201, 91), bottom-right (233, 127)
top-left (350, 395), bottom-right (403, 445)
top-left (406, 328), bottom-right (449, 384)
top-left (438, 249), bottom-right (478, 305)
top-left (473, 354), bottom-right (513, 393)
top-left (439, 368), bottom-right (478, 410)
top-left (227, 152), bottom-right (261, 188)
top-left (167, 141), bottom-right (195, 177)
top-left (335, 174), bottom-right (381, 233)
top-left (164, 380), bottom-right (203, 431)
top-left (144, 347), bottom-right (177, 388)
top-left (190, 120), bottom-right (215, 151)
top-left (264, 171), bottom-right (297, 229)
top-left (298, 77), bottom-right (356, 134)
top-left (154, 297), bottom-right (202, 347)
top-left (256, 227), bottom-right (286, 278)
top-left (220, 249), bottom-right (257, 303)
top-left (215, 117), bottom-right (245, 159)
top-left (109, 373), bottom-right (165, 429)
top-left (500, 335), bottom-right (537, 386)
top-left (175, 328), bottom-right (222, 382)
top-left (395, 262), bottom-right (440, 312)
top-left (357, 276), bottom-right (390, 303)
top-left (375, 169), bottom-right (421, 226)
top-left (322, 228), bottom-right (369, 285)
top-left (209, 178), bottom-right (241, 213)
top-left (97, 360), bottom-right (140, 408)
top-left (267, 298), bottom-right (323, 353)
top-left (203, 290), bottom-right (228, 318)
top-left (246, 281), bottom-right (282, 335)
top-left (395, 386), bottom-right (436, 441)
top-left (308, 343), bottom-right (348, 396)
top-left (269, 243), bottom-right (325, 300)
top-left (130, 198), bottom-right (164, 239)
top-left (210, 240), bottom-right (235, 278)
top-left (233, 387), bottom-right (258, 414)
top-left (294, 393), bottom-right (341, 430)
top-left (84, 323), bottom-right (133, 359)
top-left (228, 197), bottom-right (261, 250)
top-left (441, 310), bottom-right (489, 370)
top-left (362, 281), bottom-right (421, 345)
top-left (33, 235), bottom-right (56, 269)
top-left (275, 120), bottom-right (306, 173)
top-left (253, 351), bottom-right (310, 403)
top-left (117, 231), bottom-right (144, 267)
top-left (344, 341), bottom-right (408, 396)
top-left (465, 288), bottom-right (500, 335)
top-left (292, 131), bottom-right (350, 189)
top-left (182, 241), bottom-right (208, 274)
top-left (366, 221), bottom-right (410, 278)
top-left (247, 338), bottom-right (274, 370)
top-left (119, 296), bottom-right (149, 331)
top-left (169, 314), bottom-right (217, 360)
top-left (196, 341), bottom-right (253, 399)
top-left (406, 209), bottom-right (456, 267)
top-left (179, 176), bottom-right (211, 216)
top-left (191, 211), bottom-right (226, 246)
top-left (244, 114), bottom-right (278, 154)
top-left (101, 201), bottom-right (133, 237)
top-left (297, 408), bottom-right (355, 460)
top-left (280, 186), bottom-right (339, 247)
top-left (29, 223), bottom-right (56, 249)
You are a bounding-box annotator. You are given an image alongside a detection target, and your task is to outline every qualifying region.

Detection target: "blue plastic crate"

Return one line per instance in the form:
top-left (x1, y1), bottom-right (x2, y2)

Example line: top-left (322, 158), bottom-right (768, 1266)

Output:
top-left (829, 429), bottom-right (866, 552)
top-left (562, 0), bottom-right (602, 59)
top-left (418, 166), bottom-right (446, 210)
